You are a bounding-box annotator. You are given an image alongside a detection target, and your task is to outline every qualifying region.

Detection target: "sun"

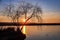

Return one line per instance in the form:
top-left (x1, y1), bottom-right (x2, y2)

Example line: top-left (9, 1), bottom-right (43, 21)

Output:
top-left (23, 19), bottom-right (25, 22)
top-left (22, 19), bottom-right (25, 22)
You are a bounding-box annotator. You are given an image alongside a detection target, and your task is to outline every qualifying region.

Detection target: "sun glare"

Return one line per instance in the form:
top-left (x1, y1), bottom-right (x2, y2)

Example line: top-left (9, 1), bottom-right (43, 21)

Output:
top-left (22, 19), bottom-right (25, 22)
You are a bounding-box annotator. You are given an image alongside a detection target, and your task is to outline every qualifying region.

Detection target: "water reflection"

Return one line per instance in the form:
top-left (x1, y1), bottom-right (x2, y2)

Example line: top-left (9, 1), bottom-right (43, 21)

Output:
top-left (0, 25), bottom-right (60, 40)
top-left (25, 25), bottom-right (60, 40)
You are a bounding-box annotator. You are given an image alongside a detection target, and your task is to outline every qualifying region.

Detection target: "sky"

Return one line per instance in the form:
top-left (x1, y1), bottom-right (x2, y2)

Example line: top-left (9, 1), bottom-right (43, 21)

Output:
top-left (0, 0), bottom-right (60, 23)
top-left (0, 0), bottom-right (60, 11)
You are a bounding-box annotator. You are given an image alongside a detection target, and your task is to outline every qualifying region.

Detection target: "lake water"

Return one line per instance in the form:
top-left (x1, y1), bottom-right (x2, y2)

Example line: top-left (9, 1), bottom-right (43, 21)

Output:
top-left (25, 25), bottom-right (60, 40)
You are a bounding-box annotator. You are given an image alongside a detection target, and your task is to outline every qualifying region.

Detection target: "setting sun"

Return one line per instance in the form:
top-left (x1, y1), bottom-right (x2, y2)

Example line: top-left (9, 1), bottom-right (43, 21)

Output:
top-left (23, 19), bottom-right (25, 22)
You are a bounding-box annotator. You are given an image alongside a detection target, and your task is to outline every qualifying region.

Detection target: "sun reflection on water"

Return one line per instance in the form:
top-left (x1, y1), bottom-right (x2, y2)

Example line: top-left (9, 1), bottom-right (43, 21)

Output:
top-left (22, 26), bottom-right (26, 34)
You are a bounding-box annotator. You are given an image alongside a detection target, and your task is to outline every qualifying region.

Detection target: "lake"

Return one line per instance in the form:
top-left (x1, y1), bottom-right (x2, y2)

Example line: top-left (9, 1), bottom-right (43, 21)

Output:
top-left (25, 25), bottom-right (60, 40)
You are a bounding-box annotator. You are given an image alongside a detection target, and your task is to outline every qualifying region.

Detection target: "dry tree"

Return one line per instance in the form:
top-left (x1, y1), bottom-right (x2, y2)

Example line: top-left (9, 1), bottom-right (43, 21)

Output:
top-left (2, 0), bottom-right (42, 30)
top-left (18, 2), bottom-right (43, 30)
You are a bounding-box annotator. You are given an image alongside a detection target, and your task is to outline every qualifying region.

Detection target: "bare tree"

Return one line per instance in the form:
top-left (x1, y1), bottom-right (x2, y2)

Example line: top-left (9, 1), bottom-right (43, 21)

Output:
top-left (19, 2), bottom-right (42, 30)
top-left (24, 3), bottom-right (42, 23)
top-left (3, 4), bottom-right (15, 22)
top-left (2, 1), bottom-right (42, 30)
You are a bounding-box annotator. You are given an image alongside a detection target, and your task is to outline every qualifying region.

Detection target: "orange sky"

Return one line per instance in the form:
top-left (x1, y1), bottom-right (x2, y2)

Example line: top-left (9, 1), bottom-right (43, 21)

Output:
top-left (0, 11), bottom-right (60, 23)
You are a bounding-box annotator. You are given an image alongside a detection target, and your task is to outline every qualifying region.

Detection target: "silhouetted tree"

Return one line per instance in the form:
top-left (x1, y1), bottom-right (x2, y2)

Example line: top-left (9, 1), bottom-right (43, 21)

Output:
top-left (2, 0), bottom-right (42, 30)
